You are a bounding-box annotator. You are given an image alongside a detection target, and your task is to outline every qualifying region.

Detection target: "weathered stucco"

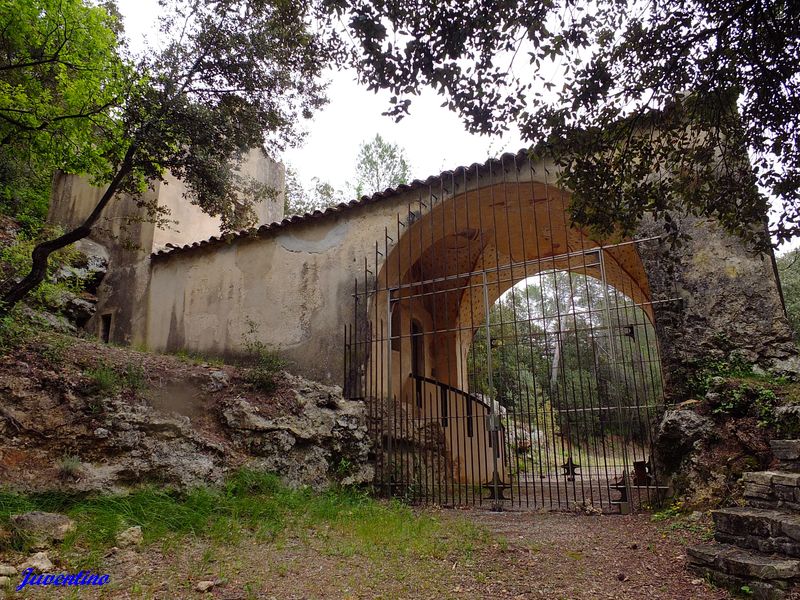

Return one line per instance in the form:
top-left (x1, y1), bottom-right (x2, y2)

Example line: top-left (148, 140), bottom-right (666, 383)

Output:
top-left (147, 199), bottom-right (402, 382)
top-left (48, 150), bottom-right (285, 345)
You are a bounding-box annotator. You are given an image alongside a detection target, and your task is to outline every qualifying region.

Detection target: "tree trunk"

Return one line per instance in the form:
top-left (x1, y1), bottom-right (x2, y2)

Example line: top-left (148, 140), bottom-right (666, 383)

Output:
top-left (0, 159), bottom-right (132, 318)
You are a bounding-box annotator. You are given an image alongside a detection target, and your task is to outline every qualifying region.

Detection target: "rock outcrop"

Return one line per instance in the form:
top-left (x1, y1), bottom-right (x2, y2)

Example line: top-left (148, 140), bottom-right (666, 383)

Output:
top-left (637, 214), bottom-right (798, 401)
top-left (0, 340), bottom-right (372, 493)
top-left (652, 375), bottom-right (787, 508)
top-left (654, 409), bottom-right (714, 472)
top-left (9, 512), bottom-right (75, 549)
top-left (220, 374), bottom-right (372, 489)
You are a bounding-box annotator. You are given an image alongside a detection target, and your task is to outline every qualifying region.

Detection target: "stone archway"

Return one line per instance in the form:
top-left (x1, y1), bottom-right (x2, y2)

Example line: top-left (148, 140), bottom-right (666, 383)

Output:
top-left (349, 161), bottom-right (667, 510)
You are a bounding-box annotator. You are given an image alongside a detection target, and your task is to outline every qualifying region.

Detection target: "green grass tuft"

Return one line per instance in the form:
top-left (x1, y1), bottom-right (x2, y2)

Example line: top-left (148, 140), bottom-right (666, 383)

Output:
top-left (84, 361), bottom-right (147, 396)
top-left (0, 470), bottom-right (487, 560)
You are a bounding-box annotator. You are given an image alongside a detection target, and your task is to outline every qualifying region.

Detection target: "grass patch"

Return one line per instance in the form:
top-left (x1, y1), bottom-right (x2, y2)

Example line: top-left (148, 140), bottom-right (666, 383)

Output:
top-left (242, 319), bottom-right (285, 393)
top-left (245, 350), bottom-right (285, 393)
top-left (0, 306), bottom-right (34, 351)
top-left (84, 361), bottom-right (146, 396)
top-left (85, 364), bottom-right (121, 394)
top-left (173, 349), bottom-right (224, 367)
top-left (58, 455), bottom-right (83, 481)
top-left (0, 470), bottom-right (488, 561)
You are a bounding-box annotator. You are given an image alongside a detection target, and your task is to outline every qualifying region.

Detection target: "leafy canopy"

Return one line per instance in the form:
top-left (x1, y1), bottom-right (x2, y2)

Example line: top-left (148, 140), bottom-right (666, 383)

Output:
top-left (319, 0), bottom-right (800, 246)
top-left (353, 133), bottom-right (410, 197)
top-left (119, 0), bottom-right (331, 231)
top-left (284, 133), bottom-right (410, 216)
top-left (0, 0), bottom-right (128, 233)
top-left (1, 0), bottom-right (333, 312)
top-left (283, 166), bottom-right (346, 216)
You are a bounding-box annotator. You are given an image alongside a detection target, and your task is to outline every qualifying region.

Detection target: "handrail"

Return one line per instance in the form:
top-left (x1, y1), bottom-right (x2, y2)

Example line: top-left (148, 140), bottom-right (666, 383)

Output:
top-left (409, 373), bottom-right (493, 411)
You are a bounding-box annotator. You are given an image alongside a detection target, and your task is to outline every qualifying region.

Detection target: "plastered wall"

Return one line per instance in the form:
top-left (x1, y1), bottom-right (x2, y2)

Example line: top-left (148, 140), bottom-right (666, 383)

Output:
top-left (48, 149), bottom-right (286, 345)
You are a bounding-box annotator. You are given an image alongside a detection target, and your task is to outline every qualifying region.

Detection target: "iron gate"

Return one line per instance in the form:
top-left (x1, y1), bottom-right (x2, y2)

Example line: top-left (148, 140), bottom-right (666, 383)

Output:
top-left (343, 156), bottom-right (672, 512)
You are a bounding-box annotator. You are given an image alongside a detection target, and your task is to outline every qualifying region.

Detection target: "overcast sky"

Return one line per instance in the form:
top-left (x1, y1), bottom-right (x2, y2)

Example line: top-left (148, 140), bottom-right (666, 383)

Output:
top-left (116, 0), bottom-right (523, 194)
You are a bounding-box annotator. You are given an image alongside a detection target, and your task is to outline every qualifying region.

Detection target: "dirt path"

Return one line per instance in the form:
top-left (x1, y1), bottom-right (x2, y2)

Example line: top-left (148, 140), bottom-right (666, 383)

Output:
top-left (3, 509), bottom-right (729, 600)
top-left (461, 509), bottom-right (727, 599)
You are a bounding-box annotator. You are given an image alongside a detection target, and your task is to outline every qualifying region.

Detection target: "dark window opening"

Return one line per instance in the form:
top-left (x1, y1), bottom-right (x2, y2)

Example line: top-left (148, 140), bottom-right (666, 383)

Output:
top-left (390, 305), bottom-right (401, 351)
top-left (411, 320), bottom-right (424, 407)
top-left (439, 383), bottom-right (448, 427)
top-left (100, 314), bottom-right (112, 344)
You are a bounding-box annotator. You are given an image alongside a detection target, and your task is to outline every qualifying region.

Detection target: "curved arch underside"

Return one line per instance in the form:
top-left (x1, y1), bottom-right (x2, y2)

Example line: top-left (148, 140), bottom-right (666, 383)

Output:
top-left (376, 182), bottom-right (653, 393)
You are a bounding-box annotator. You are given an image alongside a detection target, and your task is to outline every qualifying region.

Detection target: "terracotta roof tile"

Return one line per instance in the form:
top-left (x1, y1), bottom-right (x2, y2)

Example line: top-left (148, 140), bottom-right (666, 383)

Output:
top-left (150, 147), bottom-right (534, 259)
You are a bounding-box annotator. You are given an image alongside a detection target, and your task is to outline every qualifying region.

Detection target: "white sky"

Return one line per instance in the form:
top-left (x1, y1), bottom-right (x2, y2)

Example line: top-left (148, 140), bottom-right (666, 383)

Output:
top-left (117, 0), bottom-right (522, 193)
top-left (282, 70), bottom-right (524, 192)
top-left (116, 0), bottom-right (794, 253)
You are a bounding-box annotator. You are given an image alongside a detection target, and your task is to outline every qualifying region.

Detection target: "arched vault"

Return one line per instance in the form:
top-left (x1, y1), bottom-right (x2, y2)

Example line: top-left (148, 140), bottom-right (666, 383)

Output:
top-left (375, 180), bottom-right (653, 393)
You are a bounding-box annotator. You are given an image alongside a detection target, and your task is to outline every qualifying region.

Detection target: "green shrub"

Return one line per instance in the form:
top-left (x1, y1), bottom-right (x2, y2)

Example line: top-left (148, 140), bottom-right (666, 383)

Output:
top-left (0, 155), bottom-right (51, 237)
top-left (0, 307), bottom-right (33, 351)
top-left (173, 349), bottom-right (224, 366)
top-left (85, 364), bottom-right (122, 394)
top-left (122, 363), bottom-right (146, 391)
top-left (688, 354), bottom-right (759, 396)
top-left (243, 318), bottom-right (285, 393)
top-left (38, 334), bottom-right (74, 364)
top-left (706, 381), bottom-right (780, 428)
top-left (246, 350), bottom-right (286, 393)
top-left (58, 455), bottom-right (83, 480)
top-left (85, 362), bottom-right (147, 396)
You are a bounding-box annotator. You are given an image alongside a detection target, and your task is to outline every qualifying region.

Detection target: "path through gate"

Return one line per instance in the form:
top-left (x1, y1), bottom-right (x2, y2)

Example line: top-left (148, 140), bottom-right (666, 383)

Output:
top-left (343, 156), bottom-right (671, 512)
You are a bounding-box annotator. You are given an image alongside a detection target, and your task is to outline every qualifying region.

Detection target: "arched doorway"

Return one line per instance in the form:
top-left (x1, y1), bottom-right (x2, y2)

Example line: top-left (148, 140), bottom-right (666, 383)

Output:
top-left (344, 155), bottom-right (668, 511)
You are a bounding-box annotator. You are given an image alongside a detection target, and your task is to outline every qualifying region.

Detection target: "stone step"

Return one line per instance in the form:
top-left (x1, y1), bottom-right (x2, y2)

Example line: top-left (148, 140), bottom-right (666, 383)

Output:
top-left (771, 440), bottom-right (800, 473)
top-left (687, 544), bottom-right (799, 599)
top-left (744, 471), bottom-right (800, 511)
top-left (714, 507), bottom-right (800, 557)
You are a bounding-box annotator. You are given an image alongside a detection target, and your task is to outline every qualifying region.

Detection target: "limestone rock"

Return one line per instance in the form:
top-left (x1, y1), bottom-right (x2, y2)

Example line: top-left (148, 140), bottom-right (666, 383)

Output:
top-left (10, 512), bottom-right (75, 548)
top-left (206, 370), bottom-right (230, 392)
top-left (687, 543), bottom-right (800, 580)
top-left (53, 239), bottom-right (108, 294)
top-left (61, 294), bottom-right (96, 325)
top-left (18, 552), bottom-right (54, 573)
top-left (0, 565), bottom-right (16, 576)
top-left (1, 364), bottom-right (370, 494)
top-left (770, 356), bottom-right (800, 379)
top-left (772, 440), bottom-right (800, 462)
top-left (117, 526), bottom-right (143, 547)
top-left (221, 373), bottom-right (370, 489)
top-left (775, 408), bottom-right (800, 441)
top-left (654, 409), bottom-right (713, 471)
top-left (195, 580), bottom-right (217, 592)
top-left (20, 306), bottom-right (76, 334)
top-left (0, 576), bottom-right (10, 588)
